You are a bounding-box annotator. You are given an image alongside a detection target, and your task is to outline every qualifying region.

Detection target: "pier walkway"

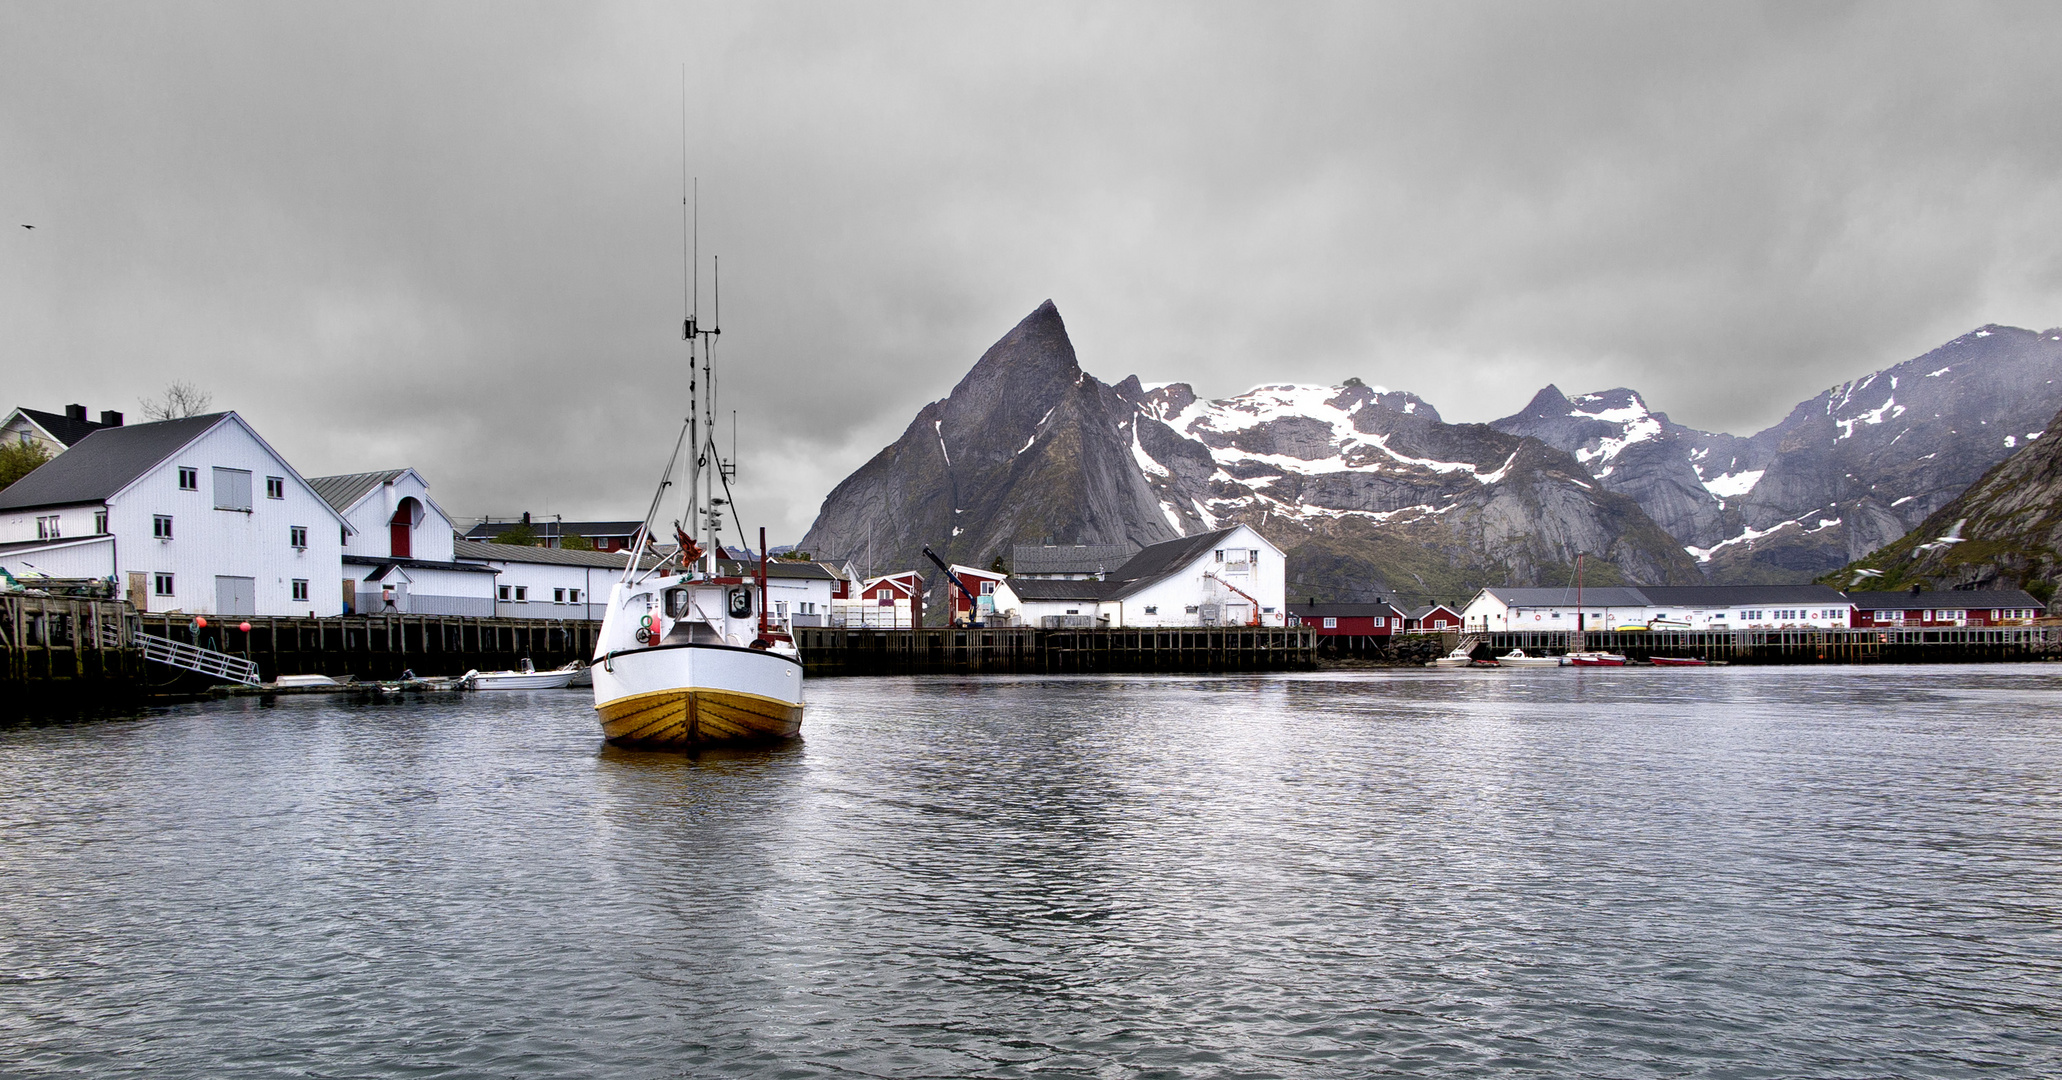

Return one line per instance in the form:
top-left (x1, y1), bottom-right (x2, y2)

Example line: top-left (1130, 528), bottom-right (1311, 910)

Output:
top-left (1480, 627), bottom-right (2055, 664)
top-left (794, 625), bottom-right (1318, 675)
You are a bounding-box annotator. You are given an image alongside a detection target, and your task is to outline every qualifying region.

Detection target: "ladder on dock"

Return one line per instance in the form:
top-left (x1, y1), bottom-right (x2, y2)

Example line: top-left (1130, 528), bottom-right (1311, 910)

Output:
top-left (104, 625), bottom-right (261, 685)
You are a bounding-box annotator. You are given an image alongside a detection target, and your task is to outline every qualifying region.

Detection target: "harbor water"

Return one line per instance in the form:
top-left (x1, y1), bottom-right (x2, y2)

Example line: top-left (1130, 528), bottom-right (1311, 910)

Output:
top-left (4, 666), bottom-right (2061, 1077)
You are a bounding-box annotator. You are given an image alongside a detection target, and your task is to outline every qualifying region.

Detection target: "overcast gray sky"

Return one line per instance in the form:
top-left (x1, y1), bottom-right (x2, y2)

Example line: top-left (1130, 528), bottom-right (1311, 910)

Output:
top-left (6, 1), bottom-right (2061, 542)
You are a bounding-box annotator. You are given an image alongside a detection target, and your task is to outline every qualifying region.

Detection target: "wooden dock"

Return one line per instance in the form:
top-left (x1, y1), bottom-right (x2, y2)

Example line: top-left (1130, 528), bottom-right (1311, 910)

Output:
top-left (1, 594), bottom-right (142, 704)
top-left (793, 625), bottom-right (1319, 675)
top-left (134, 612), bottom-right (602, 682)
top-left (1480, 627), bottom-right (2057, 664)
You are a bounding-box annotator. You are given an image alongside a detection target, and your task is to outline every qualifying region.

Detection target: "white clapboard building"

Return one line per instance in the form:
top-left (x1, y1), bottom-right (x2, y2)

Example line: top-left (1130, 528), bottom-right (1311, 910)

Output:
top-left (310, 469), bottom-right (498, 616)
top-left (1461, 584), bottom-right (1855, 632)
top-left (452, 538), bottom-right (671, 620)
top-left (0, 412), bottom-right (348, 616)
top-left (991, 525), bottom-right (1286, 628)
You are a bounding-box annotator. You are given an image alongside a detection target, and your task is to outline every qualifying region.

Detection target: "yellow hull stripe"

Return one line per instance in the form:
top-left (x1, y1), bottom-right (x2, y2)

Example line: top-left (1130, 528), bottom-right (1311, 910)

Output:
top-left (595, 687), bottom-right (804, 747)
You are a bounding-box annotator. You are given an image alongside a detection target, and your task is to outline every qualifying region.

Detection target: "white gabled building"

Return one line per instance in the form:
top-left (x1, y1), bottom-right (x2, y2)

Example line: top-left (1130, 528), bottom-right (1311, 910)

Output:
top-left (1461, 584), bottom-right (1855, 633)
top-left (991, 525), bottom-right (1287, 628)
top-left (0, 412), bottom-right (349, 616)
top-left (309, 469), bottom-right (498, 616)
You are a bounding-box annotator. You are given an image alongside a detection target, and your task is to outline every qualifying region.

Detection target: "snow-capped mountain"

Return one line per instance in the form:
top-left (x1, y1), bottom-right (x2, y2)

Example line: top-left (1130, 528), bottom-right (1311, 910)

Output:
top-left (802, 304), bottom-right (2062, 605)
top-left (1494, 325), bottom-right (2062, 583)
top-left (802, 302), bottom-right (1701, 605)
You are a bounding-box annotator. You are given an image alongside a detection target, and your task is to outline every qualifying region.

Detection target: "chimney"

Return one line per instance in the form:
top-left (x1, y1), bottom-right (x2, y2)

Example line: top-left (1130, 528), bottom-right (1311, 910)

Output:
top-left (65, 404), bottom-right (86, 422)
top-left (99, 410), bottom-right (123, 427)
top-left (1909, 584), bottom-right (1923, 595)
top-left (521, 511), bottom-right (531, 525)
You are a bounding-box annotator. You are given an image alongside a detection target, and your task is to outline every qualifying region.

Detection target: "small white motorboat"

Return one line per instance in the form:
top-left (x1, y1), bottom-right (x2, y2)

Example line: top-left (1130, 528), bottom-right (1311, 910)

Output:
top-left (558, 660), bottom-right (593, 688)
top-left (468, 658), bottom-right (578, 690)
top-left (1430, 647), bottom-right (1477, 668)
top-left (1497, 649), bottom-right (1562, 668)
top-left (273, 674), bottom-right (344, 688)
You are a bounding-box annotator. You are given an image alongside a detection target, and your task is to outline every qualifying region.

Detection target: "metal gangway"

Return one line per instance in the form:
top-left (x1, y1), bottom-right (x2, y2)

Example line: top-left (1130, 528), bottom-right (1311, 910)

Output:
top-left (104, 623), bottom-right (261, 685)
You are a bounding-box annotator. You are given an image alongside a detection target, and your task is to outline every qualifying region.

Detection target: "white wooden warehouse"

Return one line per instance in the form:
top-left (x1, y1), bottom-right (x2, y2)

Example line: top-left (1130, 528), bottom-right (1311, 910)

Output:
top-left (1461, 584), bottom-right (1855, 633)
top-left (310, 469), bottom-right (498, 616)
top-left (0, 412), bottom-right (348, 616)
top-left (991, 525), bottom-right (1286, 628)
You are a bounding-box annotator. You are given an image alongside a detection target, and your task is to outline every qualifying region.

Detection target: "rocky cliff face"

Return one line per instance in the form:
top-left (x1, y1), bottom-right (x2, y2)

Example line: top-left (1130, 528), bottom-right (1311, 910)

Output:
top-left (1493, 326), bottom-right (2062, 582)
top-left (1828, 401), bottom-right (2062, 602)
top-left (800, 301), bottom-right (1181, 574)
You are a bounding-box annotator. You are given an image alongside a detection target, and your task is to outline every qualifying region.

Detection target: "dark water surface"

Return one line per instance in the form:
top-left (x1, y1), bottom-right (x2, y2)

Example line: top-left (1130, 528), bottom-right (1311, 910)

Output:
top-left (4, 666), bottom-right (2061, 1078)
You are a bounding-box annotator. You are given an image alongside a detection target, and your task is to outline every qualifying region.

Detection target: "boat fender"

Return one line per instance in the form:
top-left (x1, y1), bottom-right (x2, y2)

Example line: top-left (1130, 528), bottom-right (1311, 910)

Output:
top-left (749, 637), bottom-right (772, 650)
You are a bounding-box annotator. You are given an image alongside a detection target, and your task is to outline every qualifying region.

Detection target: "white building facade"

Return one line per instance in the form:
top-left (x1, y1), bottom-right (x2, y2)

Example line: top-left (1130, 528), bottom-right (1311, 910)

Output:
top-left (991, 525), bottom-right (1287, 629)
top-left (1462, 585), bottom-right (1855, 633)
top-left (0, 413), bottom-right (349, 616)
top-left (312, 469), bottom-right (497, 616)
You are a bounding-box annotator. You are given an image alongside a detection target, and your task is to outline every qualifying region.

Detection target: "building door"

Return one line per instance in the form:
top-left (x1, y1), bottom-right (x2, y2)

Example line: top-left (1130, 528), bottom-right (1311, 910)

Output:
top-left (128, 571), bottom-right (149, 612)
top-left (390, 498), bottom-right (418, 559)
top-left (215, 575), bottom-right (257, 616)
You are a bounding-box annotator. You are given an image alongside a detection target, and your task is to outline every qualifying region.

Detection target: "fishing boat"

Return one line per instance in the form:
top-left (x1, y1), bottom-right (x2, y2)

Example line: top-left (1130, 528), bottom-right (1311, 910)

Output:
top-left (1431, 647), bottom-right (1478, 668)
top-left (589, 226), bottom-right (804, 748)
top-left (1496, 649), bottom-right (1562, 668)
top-left (1565, 651), bottom-right (1629, 666)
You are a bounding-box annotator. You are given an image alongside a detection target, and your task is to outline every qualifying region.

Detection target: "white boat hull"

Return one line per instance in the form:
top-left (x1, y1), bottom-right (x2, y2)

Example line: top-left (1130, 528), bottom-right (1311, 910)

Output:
top-left (472, 669), bottom-right (578, 690)
top-left (592, 642), bottom-right (803, 746)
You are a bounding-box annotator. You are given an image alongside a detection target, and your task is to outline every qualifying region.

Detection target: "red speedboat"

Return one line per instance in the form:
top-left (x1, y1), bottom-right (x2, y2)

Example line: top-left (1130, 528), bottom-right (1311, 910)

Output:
top-left (1649, 656), bottom-right (1709, 667)
top-left (1565, 651), bottom-right (1628, 666)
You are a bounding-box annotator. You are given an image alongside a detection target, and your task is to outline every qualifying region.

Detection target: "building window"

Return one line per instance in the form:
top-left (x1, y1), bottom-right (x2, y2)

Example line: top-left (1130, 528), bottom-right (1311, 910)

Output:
top-left (1144, 605), bottom-right (1157, 615)
top-left (36, 515), bottom-right (60, 540)
top-left (154, 572), bottom-right (174, 596)
top-left (213, 467), bottom-right (253, 511)
top-left (94, 511), bottom-right (108, 534)
top-left (1186, 605), bottom-right (1199, 613)
top-left (153, 515), bottom-right (173, 539)
top-left (266, 476), bottom-right (285, 499)
top-left (497, 585), bottom-right (511, 601)
top-left (568, 589), bottom-right (581, 604)
top-left (290, 526), bottom-right (308, 549)
top-left (554, 588), bottom-right (566, 603)
top-left (178, 467), bottom-right (198, 490)
top-left (1323, 617), bottom-right (1338, 628)
top-left (1371, 616), bottom-right (1384, 626)
top-left (292, 579), bottom-right (309, 601)
top-left (513, 586), bottom-right (527, 602)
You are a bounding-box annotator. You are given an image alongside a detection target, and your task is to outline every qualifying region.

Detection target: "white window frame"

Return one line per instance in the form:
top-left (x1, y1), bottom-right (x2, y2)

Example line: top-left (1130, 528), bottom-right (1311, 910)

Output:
top-left (36, 515), bottom-right (59, 540)
top-left (1322, 617), bottom-right (1338, 628)
top-left (153, 515), bottom-right (173, 539)
top-left (290, 525), bottom-right (308, 550)
top-left (291, 579), bottom-right (309, 601)
top-left (177, 467), bottom-right (198, 491)
top-left (497, 585), bottom-right (511, 602)
top-left (266, 476), bottom-right (285, 500)
top-left (154, 572), bottom-right (175, 596)
top-left (513, 586), bottom-right (527, 602)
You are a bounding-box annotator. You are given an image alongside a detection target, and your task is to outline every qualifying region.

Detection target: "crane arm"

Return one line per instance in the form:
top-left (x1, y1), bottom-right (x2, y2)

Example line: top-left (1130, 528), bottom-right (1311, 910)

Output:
top-left (921, 546), bottom-right (984, 623)
top-left (1204, 571), bottom-right (1262, 626)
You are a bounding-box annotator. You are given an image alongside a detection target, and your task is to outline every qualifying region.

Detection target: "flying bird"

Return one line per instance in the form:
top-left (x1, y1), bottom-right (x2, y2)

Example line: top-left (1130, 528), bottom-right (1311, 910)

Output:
top-left (20, 224), bottom-right (32, 229)
top-left (1915, 518), bottom-right (1968, 553)
top-left (1847, 569), bottom-right (1884, 586)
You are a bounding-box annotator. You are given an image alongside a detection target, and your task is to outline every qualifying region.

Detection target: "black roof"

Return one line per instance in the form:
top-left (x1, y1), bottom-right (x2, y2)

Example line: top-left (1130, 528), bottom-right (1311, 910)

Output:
top-left (16, 407), bottom-right (115, 447)
top-left (1288, 603), bottom-right (1402, 618)
top-left (343, 554), bottom-right (498, 575)
top-left (463, 519), bottom-right (644, 539)
top-left (1844, 588), bottom-right (2044, 610)
top-left (1010, 543), bottom-right (1137, 576)
top-left (0, 413), bottom-right (228, 512)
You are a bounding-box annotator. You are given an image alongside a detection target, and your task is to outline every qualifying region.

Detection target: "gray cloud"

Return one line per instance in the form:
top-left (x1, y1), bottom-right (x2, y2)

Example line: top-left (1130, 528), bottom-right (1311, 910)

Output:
top-left (6, 1), bottom-right (2061, 543)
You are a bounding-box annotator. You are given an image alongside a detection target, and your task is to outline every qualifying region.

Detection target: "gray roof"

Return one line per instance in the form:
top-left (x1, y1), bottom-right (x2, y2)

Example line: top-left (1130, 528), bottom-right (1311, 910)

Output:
top-left (1406, 604), bottom-right (1459, 619)
top-left (0, 413), bottom-right (228, 512)
top-left (452, 537), bottom-right (666, 570)
top-left (1101, 528), bottom-right (1247, 601)
top-left (1480, 587), bottom-right (1664, 608)
top-left (1844, 588), bottom-right (2044, 610)
top-left (307, 469), bottom-right (409, 513)
top-left (1010, 542), bottom-right (1138, 576)
top-left (463, 519), bottom-right (644, 540)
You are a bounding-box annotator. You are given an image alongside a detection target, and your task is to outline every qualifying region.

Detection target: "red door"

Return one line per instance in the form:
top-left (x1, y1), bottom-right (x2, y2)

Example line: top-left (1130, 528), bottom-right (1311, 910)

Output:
top-left (390, 500), bottom-right (415, 558)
